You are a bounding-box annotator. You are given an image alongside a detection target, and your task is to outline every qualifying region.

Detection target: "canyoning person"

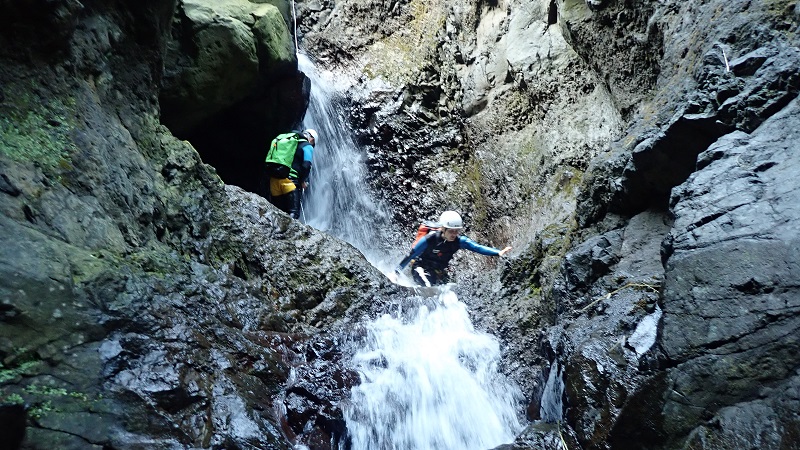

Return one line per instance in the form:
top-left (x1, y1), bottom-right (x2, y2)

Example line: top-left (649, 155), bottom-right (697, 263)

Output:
top-left (264, 129), bottom-right (318, 219)
top-left (393, 210), bottom-right (512, 286)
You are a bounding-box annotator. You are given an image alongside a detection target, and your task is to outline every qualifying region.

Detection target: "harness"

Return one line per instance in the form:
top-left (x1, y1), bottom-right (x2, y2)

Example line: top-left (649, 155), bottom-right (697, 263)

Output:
top-left (413, 232), bottom-right (460, 270)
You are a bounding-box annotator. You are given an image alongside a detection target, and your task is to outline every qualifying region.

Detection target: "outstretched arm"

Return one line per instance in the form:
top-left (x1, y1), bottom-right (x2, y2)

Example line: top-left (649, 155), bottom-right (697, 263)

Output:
top-left (459, 236), bottom-right (512, 257)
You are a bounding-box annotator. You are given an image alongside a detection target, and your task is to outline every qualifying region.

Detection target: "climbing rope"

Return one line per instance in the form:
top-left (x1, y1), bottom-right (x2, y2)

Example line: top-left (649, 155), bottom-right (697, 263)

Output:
top-left (291, 0), bottom-right (299, 54)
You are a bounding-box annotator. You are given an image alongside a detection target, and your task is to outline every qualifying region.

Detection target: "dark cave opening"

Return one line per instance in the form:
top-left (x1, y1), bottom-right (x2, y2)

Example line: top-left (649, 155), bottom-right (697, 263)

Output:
top-left (616, 114), bottom-right (734, 216)
top-left (160, 72), bottom-right (311, 196)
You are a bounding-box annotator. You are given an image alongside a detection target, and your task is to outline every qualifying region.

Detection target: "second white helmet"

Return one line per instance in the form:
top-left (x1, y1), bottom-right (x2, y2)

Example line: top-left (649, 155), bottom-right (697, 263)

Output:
top-left (438, 210), bottom-right (463, 229)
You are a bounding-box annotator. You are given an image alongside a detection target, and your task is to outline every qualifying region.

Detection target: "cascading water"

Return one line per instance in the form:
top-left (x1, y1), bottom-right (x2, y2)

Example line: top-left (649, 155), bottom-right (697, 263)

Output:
top-left (297, 53), bottom-right (399, 264)
top-left (296, 52), bottom-right (523, 449)
top-left (539, 361), bottom-right (564, 423)
top-left (344, 291), bottom-right (523, 450)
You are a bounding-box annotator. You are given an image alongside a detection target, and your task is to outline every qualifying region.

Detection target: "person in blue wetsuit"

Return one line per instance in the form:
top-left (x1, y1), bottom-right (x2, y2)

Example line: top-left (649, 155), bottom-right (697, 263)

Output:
top-left (267, 129), bottom-right (318, 218)
top-left (394, 210), bottom-right (512, 286)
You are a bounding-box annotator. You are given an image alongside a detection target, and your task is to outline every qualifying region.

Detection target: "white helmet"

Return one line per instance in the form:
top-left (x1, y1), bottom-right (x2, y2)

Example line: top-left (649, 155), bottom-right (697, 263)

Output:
top-left (438, 210), bottom-right (463, 229)
top-left (303, 129), bottom-right (319, 145)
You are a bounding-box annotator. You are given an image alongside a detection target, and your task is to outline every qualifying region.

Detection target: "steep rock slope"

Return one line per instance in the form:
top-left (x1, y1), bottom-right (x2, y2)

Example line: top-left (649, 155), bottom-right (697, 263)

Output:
top-left (0, 1), bottom-right (401, 448)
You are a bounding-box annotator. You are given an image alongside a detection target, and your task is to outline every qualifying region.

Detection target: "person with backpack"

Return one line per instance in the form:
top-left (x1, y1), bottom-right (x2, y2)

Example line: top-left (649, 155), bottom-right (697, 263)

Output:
top-left (392, 210), bottom-right (512, 286)
top-left (264, 129), bottom-right (318, 219)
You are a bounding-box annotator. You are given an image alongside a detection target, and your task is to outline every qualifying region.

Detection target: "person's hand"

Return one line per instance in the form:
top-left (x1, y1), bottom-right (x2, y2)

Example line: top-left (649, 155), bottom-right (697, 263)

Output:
top-left (388, 269), bottom-right (401, 283)
top-left (301, 182), bottom-right (308, 189)
top-left (499, 246), bottom-right (512, 257)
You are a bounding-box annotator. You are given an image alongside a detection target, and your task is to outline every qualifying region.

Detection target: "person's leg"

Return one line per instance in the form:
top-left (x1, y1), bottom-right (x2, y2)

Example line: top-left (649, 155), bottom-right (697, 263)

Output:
top-left (287, 189), bottom-right (301, 219)
top-left (271, 193), bottom-right (291, 214)
top-left (411, 264), bottom-right (440, 286)
top-left (411, 267), bottom-right (427, 286)
top-left (262, 166), bottom-right (271, 199)
top-left (432, 269), bottom-right (449, 285)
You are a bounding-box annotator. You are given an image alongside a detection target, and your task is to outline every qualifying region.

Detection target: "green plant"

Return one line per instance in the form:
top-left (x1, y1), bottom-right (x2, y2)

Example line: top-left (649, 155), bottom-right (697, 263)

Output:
top-left (461, 157), bottom-right (489, 229)
top-left (0, 361), bottom-right (40, 384)
top-left (18, 384), bottom-right (97, 420)
top-left (4, 393), bottom-right (24, 404)
top-left (24, 384), bottom-right (89, 402)
top-left (1, 352), bottom-right (96, 421)
top-left (27, 400), bottom-right (54, 420)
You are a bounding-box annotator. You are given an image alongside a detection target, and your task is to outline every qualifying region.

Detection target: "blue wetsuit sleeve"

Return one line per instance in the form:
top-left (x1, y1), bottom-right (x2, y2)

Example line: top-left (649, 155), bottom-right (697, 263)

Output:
top-left (301, 142), bottom-right (314, 164)
top-left (397, 234), bottom-right (431, 270)
top-left (298, 142), bottom-right (313, 183)
top-left (459, 236), bottom-right (501, 256)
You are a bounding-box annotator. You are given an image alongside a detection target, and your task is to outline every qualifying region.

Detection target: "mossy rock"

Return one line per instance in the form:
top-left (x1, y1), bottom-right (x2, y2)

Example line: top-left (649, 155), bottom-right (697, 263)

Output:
top-left (0, 83), bottom-right (77, 175)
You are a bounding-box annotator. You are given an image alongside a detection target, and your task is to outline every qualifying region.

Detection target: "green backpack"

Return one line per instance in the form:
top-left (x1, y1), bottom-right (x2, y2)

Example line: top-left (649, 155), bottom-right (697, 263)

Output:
top-left (265, 132), bottom-right (305, 178)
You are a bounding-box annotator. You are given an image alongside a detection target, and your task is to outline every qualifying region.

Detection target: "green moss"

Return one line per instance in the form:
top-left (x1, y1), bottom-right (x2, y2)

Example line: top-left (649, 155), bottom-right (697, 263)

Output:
top-left (518, 135), bottom-right (543, 159)
top-left (127, 248), bottom-right (187, 278)
top-left (0, 85), bottom-right (77, 173)
top-left (0, 361), bottom-right (41, 383)
top-left (0, 384), bottom-right (99, 421)
top-left (24, 384), bottom-right (89, 403)
top-left (539, 223), bottom-right (573, 257)
top-left (362, 0), bottom-right (446, 85)
top-left (256, 6), bottom-right (294, 62)
top-left (764, 0), bottom-right (796, 11)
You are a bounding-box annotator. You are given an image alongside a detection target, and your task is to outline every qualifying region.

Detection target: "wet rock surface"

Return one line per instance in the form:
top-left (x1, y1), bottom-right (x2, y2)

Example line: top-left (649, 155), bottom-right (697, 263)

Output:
top-left (301, 0), bottom-right (799, 448)
top-left (0, 1), bottom-right (401, 448)
top-left (2, 0), bottom-right (800, 449)
top-left (650, 98), bottom-right (800, 447)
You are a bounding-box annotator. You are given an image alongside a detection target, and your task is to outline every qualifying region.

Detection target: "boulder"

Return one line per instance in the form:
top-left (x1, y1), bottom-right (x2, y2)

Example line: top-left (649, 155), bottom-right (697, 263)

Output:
top-left (160, 0), bottom-right (297, 134)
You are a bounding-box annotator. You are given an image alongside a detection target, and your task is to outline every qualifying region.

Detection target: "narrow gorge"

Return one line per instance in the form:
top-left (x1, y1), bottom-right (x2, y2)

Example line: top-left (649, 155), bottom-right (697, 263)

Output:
top-left (1, 0), bottom-right (798, 449)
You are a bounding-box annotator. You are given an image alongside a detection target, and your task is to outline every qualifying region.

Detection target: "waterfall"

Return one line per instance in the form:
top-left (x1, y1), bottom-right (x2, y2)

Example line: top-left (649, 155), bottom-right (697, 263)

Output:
top-left (539, 361), bottom-right (564, 423)
top-left (297, 53), bottom-right (523, 449)
top-left (297, 53), bottom-right (399, 265)
top-left (344, 291), bottom-right (523, 450)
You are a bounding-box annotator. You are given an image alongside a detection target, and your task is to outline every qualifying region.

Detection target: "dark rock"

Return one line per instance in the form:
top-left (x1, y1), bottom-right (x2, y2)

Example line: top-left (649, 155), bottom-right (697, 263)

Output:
top-left (490, 421), bottom-right (580, 449)
top-left (0, 174), bottom-right (20, 196)
top-left (0, 403), bottom-right (26, 450)
top-left (618, 93), bottom-right (800, 448)
top-left (1, 1), bottom-right (799, 449)
top-left (563, 231), bottom-right (622, 291)
top-left (729, 47), bottom-right (776, 77)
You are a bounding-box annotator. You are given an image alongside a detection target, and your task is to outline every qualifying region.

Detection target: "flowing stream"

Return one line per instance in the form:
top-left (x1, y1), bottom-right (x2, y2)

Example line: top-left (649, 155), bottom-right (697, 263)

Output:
top-left (297, 53), bottom-right (523, 449)
top-left (344, 291), bottom-right (523, 450)
top-left (539, 361), bottom-right (564, 423)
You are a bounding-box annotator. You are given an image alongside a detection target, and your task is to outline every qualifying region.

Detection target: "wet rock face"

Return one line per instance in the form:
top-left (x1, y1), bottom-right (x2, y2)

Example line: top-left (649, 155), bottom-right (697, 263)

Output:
top-left (576, 1), bottom-right (800, 227)
top-left (541, 1), bottom-right (800, 449)
top-left (652, 99), bottom-right (800, 444)
top-left (300, 0), bottom-right (473, 225)
top-left (491, 421), bottom-right (581, 450)
top-left (276, 336), bottom-right (359, 449)
top-left (2, 0), bottom-right (799, 449)
top-left (0, 0), bottom-right (404, 448)
top-left (558, 0), bottom-right (662, 120)
top-left (300, 0), bottom-right (624, 236)
top-left (298, 0), bottom-right (798, 448)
